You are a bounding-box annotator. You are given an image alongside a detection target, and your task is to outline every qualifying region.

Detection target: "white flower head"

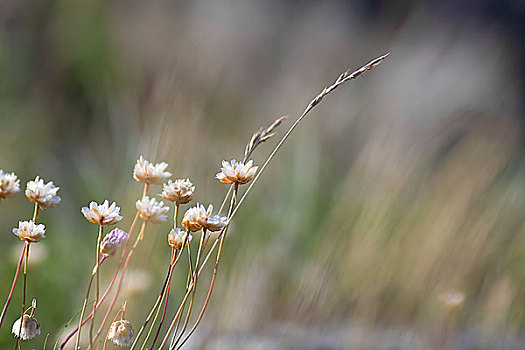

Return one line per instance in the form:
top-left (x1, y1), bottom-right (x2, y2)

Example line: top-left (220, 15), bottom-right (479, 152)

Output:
top-left (136, 196), bottom-right (169, 224)
top-left (133, 156), bottom-right (172, 185)
top-left (12, 314), bottom-right (40, 340)
top-left (108, 319), bottom-right (134, 347)
top-left (181, 203), bottom-right (206, 232)
top-left (12, 220), bottom-right (46, 243)
top-left (0, 170), bottom-right (20, 200)
top-left (205, 215), bottom-right (228, 232)
top-left (81, 200), bottom-right (123, 226)
top-left (167, 228), bottom-right (192, 250)
top-left (160, 179), bottom-right (195, 204)
top-left (25, 176), bottom-right (61, 209)
top-left (181, 203), bottom-right (228, 232)
top-left (216, 159), bottom-right (258, 185)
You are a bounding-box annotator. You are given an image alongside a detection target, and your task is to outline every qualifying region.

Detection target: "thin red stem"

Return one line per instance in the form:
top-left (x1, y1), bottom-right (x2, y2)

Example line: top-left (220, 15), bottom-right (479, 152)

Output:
top-left (149, 250), bottom-right (176, 349)
top-left (92, 221), bottom-right (147, 344)
top-left (59, 210), bottom-right (140, 350)
top-left (0, 243), bottom-right (27, 329)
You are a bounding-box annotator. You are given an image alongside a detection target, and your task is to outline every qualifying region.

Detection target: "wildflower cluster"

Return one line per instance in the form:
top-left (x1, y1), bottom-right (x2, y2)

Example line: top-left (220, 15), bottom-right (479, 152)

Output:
top-left (0, 55), bottom-right (386, 349)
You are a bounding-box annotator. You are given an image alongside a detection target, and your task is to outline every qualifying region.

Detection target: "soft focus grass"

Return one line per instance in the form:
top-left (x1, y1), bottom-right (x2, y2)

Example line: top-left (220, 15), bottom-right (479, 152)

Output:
top-left (1, 0), bottom-right (524, 348)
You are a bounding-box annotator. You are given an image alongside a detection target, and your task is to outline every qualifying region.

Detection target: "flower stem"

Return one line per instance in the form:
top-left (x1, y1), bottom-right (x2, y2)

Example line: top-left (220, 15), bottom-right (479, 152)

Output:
top-left (129, 248), bottom-right (179, 350)
top-left (149, 241), bottom-right (188, 350)
top-left (0, 242), bottom-right (27, 330)
top-left (169, 229), bottom-right (207, 349)
top-left (88, 225), bottom-right (104, 348)
top-left (91, 221), bottom-right (147, 345)
top-left (74, 255), bottom-right (105, 350)
top-left (58, 208), bottom-right (139, 350)
top-left (102, 304), bottom-right (126, 350)
top-left (60, 183), bottom-right (147, 350)
top-left (32, 203), bottom-right (39, 222)
top-left (175, 183), bottom-right (238, 349)
top-left (17, 242), bottom-right (30, 350)
top-left (174, 204), bottom-right (179, 229)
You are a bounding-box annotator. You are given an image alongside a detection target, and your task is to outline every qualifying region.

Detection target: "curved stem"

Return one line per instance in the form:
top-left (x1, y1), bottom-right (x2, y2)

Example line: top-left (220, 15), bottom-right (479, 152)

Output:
top-left (17, 242), bottom-right (30, 349)
top-left (60, 184), bottom-right (147, 350)
top-left (161, 55), bottom-right (389, 349)
top-left (92, 221), bottom-right (147, 344)
top-left (88, 225), bottom-right (104, 348)
top-left (227, 54), bottom-right (389, 225)
top-left (175, 183), bottom-right (238, 349)
top-left (130, 248), bottom-right (180, 350)
top-left (169, 230), bottom-right (206, 349)
top-left (0, 242), bottom-right (27, 329)
top-left (170, 240), bottom-right (194, 341)
top-left (141, 250), bottom-right (179, 350)
top-left (102, 306), bottom-right (126, 350)
top-left (158, 232), bottom-right (201, 350)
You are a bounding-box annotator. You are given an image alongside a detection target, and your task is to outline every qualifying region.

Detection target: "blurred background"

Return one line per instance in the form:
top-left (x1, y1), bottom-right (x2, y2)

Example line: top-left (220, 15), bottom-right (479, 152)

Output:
top-left (1, 0), bottom-right (525, 349)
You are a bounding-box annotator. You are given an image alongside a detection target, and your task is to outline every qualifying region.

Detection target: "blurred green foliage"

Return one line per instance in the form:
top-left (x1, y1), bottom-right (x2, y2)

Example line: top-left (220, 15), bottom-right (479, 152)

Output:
top-left (1, 0), bottom-right (525, 349)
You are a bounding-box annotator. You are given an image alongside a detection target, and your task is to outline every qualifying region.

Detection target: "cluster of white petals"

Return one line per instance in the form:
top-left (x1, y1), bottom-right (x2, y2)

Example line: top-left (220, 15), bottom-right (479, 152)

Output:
top-left (167, 228), bottom-right (192, 250)
top-left (12, 220), bottom-right (46, 243)
top-left (181, 203), bottom-right (228, 232)
top-left (12, 315), bottom-right (40, 340)
top-left (81, 200), bottom-right (123, 226)
top-left (0, 170), bottom-right (20, 200)
top-left (136, 196), bottom-right (169, 224)
top-left (25, 176), bottom-right (61, 209)
top-left (160, 179), bottom-right (195, 204)
top-left (108, 320), bottom-right (134, 347)
top-left (215, 159), bottom-right (257, 185)
top-left (133, 156), bottom-right (172, 185)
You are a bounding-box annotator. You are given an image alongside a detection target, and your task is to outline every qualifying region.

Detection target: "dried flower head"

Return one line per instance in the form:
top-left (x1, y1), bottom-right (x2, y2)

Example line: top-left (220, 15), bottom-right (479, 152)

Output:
top-left (133, 156), bottom-right (172, 185)
top-left (181, 204), bottom-right (205, 232)
top-left (12, 314), bottom-right (40, 340)
top-left (181, 203), bottom-right (228, 232)
top-left (108, 319), bottom-right (134, 347)
top-left (167, 228), bottom-right (192, 250)
top-left (136, 196), bottom-right (169, 223)
top-left (25, 176), bottom-right (61, 209)
top-left (81, 200), bottom-right (123, 226)
top-left (439, 291), bottom-right (466, 312)
top-left (101, 228), bottom-right (129, 257)
top-left (160, 179), bottom-right (195, 204)
top-left (12, 221), bottom-right (46, 243)
top-left (216, 159), bottom-right (258, 185)
top-left (0, 170), bottom-right (20, 200)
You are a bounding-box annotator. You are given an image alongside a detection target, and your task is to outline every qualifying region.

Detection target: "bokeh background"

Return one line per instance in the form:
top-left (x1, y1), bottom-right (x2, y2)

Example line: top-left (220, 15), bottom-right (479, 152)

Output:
top-left (1, 0), bottom-right (525, 349)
